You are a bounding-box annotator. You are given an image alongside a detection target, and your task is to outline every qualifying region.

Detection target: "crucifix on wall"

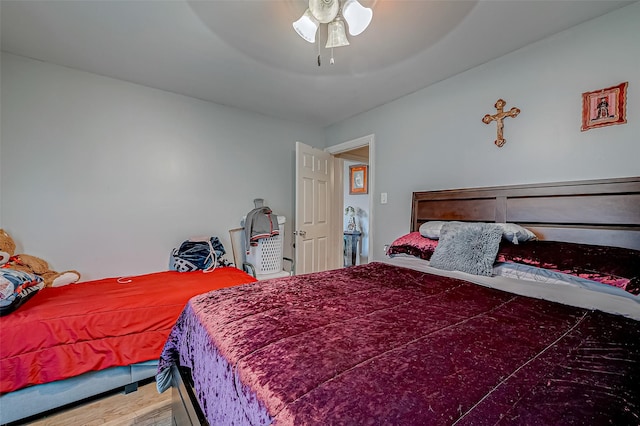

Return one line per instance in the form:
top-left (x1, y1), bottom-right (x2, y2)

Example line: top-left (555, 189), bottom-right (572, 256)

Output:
top-left (482, 99), bottom-right (520, 147)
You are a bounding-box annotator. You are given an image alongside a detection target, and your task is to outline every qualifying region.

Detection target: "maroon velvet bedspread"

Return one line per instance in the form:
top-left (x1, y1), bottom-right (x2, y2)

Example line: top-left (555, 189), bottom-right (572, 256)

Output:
top-left (158, 262), bottom-right (639, 425)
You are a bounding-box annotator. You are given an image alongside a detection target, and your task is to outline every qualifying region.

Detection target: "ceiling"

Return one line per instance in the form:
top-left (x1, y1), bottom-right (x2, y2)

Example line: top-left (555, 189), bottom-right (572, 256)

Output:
top-left (1, 0), bottom-right (634, 127)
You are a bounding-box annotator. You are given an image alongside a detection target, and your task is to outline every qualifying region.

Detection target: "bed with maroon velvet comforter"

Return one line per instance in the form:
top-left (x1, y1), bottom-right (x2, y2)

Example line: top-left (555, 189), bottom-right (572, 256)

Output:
top-left (157, 262), bottom-right (639, 425)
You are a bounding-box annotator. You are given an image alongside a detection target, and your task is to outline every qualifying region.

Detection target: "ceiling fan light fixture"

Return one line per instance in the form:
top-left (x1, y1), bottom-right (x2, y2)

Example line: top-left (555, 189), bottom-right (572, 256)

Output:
top-left (293, 9), bottom-right (320, 43)
top-left (325, 17), bottom-right (350, 48)
top-left (308, 0), bottom-right (340, 24)
top-left (342, 0), bottom-right (372, 36)
top-left (293, 0), bottom-right (373, 64)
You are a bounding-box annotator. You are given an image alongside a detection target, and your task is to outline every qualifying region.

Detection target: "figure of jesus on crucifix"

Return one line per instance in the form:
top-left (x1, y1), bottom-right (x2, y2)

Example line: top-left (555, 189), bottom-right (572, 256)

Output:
top-left (482, 99), bottom-right (520, 147)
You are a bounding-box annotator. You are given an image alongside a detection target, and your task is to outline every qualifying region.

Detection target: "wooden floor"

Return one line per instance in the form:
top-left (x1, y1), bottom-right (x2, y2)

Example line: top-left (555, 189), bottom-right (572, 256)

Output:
top-left (22, 381), bottom-right (171, 426)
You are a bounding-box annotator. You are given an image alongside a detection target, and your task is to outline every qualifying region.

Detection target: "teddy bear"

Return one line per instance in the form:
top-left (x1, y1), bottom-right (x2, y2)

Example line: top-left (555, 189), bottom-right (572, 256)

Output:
top-left (0, 228), bottom-right (80, 287)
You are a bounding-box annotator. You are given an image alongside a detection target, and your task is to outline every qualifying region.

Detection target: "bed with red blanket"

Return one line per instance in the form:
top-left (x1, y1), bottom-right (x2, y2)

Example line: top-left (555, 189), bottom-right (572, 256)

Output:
top-left (0, 267), bottom-right (255, 424)
top-left (157, 176), bottom-right (640, 425)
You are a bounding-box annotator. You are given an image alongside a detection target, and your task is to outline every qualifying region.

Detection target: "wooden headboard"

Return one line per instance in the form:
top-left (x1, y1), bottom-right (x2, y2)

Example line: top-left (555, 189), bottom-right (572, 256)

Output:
top-left (411, 176), bottom-right (640, 250)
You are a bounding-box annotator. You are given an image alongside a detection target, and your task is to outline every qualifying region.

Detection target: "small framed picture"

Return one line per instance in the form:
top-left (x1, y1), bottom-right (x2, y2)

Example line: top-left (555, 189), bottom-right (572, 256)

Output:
top-left (581, 82), bottom-right (628, 131)
top-left (349, 165), bottom-right (368, 195)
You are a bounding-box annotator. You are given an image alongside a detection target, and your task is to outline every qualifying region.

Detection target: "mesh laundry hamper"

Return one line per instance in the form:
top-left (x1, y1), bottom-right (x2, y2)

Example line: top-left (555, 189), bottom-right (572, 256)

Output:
top-left (245, 215), bottom-right (289, 279)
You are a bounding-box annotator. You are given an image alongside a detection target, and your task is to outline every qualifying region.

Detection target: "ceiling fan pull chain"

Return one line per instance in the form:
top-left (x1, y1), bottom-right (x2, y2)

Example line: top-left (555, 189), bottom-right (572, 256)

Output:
top-left (330, 47), bottom-right (335, 65)
top-left (317, 33), bottom-right (322, 66)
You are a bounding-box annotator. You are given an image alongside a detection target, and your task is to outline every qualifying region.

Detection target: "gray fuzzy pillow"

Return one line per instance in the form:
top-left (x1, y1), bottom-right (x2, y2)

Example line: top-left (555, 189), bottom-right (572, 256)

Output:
top-left (429, 222), bottom-right (503, 276)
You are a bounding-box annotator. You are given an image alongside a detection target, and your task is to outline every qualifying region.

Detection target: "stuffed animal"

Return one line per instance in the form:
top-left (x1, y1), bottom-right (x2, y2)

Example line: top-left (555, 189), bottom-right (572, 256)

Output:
top-left (0, 229), bottom-right (80, 287)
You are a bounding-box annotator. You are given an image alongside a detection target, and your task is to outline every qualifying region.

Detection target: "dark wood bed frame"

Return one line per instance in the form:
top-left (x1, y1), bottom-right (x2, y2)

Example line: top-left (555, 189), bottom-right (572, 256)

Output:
top-left (172, 176), bottom-right (640, 425)
top-left (411, 176), bottom-right (640, 250)
top-left (172, 365), bottom-right (209, 426)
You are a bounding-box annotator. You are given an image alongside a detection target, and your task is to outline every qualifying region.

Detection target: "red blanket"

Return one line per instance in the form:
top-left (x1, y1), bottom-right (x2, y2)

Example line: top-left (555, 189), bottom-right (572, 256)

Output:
top-left (0, 268), bottom-right (255, 393)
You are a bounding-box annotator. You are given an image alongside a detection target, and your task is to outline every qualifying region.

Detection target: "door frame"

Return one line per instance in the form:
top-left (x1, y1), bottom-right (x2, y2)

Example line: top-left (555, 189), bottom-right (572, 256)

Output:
top-left (326, 134), bottom-right (375, 267)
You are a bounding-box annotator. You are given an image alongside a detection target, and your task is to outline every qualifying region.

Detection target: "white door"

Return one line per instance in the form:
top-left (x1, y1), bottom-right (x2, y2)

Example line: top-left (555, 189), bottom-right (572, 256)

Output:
top-left (295, 142), bottom-right (335, 275)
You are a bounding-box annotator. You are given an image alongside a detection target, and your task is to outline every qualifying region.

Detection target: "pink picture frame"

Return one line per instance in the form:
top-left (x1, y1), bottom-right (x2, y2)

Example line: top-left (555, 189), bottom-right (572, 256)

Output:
top-left (581, 82), bottom-right (628, 131)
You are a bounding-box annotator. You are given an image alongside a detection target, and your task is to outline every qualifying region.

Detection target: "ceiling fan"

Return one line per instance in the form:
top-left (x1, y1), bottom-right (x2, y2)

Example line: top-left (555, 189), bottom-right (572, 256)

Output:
top-left (293, 0), bottom-right (373, 65)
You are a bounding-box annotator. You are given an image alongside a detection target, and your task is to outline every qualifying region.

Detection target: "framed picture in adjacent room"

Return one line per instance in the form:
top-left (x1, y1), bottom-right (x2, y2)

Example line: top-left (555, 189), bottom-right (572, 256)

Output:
top-left (349, 164), bottom-right (368, 194)
top-left (581, 82), bottom-right (628, 131)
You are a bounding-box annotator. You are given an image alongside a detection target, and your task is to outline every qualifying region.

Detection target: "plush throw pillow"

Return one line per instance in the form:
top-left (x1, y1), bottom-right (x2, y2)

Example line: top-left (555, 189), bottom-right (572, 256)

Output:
top-left (430, 223), bottom-right (503, 276)
top-left (0, 268), bottom-right (44, 316)
top-left (387, 232), bottom-right (439, 260)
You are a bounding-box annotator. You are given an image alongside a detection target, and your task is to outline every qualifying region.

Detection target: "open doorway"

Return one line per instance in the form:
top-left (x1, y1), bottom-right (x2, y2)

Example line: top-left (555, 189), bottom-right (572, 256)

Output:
top-left (326, 134), bottom-right (374, 268)
top-left (339, 153), bottom-right (369, 266)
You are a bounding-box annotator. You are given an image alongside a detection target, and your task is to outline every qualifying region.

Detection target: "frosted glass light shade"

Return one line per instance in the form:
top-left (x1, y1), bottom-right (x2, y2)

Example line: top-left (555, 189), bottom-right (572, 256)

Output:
top-left (325, 17), bottom-right (350, 48)
top-left (342, 0), bottom-right (373, 36)
top-left (293, 9), bottom-right (319, 43)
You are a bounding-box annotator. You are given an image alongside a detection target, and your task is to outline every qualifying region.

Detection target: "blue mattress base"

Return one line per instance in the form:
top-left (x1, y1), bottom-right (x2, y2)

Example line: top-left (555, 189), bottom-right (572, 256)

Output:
top-left (0, 361), bottom-right (158, 425)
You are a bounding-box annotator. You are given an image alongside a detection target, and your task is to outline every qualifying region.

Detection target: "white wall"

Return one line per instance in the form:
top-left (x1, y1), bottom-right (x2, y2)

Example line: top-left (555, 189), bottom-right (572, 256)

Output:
top-left (325, 2), bottom-right (640, 262)
top-left (0, 53), bottom-right (325, 280)
top-left (2, 3), bottom-right (639, 280)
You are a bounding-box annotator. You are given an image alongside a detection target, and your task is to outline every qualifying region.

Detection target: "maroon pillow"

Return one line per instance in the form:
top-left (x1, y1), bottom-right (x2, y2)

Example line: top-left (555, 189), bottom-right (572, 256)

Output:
top-left (497, 240), bottom-right (640, 295)
top-left (388, 232), bottom-right (438, 261)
